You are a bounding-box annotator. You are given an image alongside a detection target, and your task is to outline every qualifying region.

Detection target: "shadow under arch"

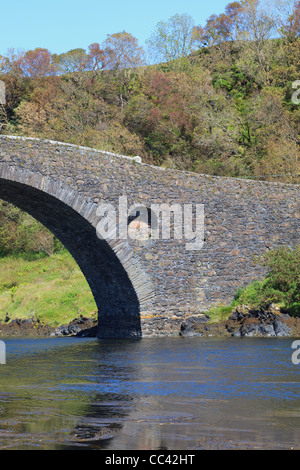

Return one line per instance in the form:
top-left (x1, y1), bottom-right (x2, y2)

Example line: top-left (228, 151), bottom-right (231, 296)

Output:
top-left (0, 168), bottom-right (154, 338)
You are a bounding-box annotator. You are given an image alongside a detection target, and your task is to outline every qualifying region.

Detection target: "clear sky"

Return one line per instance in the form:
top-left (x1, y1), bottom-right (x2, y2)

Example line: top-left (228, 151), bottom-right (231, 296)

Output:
top-left (0, 0), bottom-right (232, 56)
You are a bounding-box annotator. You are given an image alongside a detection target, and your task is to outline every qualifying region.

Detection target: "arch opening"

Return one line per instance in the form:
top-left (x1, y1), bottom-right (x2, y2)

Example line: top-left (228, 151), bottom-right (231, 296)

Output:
top-left (0, 178), bottom-right (142, 338)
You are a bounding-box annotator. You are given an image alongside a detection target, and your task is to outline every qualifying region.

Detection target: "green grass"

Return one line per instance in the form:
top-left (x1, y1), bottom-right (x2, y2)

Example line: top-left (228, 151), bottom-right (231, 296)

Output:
top-left (0, 250), bottom-right (97, 327)
top-left (205, 304), bottom-right (237, 324)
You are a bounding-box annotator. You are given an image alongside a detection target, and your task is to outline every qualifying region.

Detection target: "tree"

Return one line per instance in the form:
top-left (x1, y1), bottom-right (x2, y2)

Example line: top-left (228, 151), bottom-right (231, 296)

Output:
top-left (0, 48), bottom-right (25, 76)
top-left (194, 0), bottom-right (276, 47)
top-left (234, 1), bottom-right (281, 85)
top-left (288, 1), bottom-right (300, 37)
top-left (87, 43), bottom-right (106, 72)
top-left (275, 0), bottom-right (300, 41)
top-left (15, 77), bottom-right (60, 137)
top-left (238, 0), bottom-right (277, 41)
top-left (225, 2), bottom-right (245, 39)
top-left (17, 48), bottom-right (56, 77)
top-left (101, 32), bottom-right (145, 70)
top-left (193, 2), bottom-right (244, 48)
top-left (146, 13), bottom-right (196, 64)
top-left (86, 33), bottom-right (145, 73)
top-left (0, 49), bottom-right (28, 126)
top-left (254, 138), bottom-right (299, 183)
top-left (193, 13), bottom-right (233, 47)
top-left (52, 48), bottom-right (90, 74)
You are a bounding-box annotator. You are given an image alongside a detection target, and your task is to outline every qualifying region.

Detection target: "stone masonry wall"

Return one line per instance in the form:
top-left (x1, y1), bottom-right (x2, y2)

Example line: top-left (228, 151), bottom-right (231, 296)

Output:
top-left (0, 135), bottom-right (299, 337)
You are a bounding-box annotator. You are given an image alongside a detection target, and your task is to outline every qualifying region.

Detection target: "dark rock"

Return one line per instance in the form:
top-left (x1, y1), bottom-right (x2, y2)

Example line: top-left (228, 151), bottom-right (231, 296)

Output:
top-left (241, 322), bottom-right (276, 337)
top-left (227, 305), bottom-right (293, 337)
top-left (180, 314), bottom-right (210, 337)
top-left (53, 324), bottom-right (70, 336)
top-left (76, 325), bottom-right (98, 337)
top-left (52, 316), bottom-right (98, 337)
top-left (180, 304), bottom-right (297, 338)
top-left (273, 317), bottom-right (292, 337)
top-left (53, 323), bottom-right (82, 337)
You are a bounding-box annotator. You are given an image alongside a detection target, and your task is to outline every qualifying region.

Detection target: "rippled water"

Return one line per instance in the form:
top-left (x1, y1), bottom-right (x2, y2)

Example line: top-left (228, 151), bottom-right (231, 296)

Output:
top-left (0, 336), bottom-right (299, 450)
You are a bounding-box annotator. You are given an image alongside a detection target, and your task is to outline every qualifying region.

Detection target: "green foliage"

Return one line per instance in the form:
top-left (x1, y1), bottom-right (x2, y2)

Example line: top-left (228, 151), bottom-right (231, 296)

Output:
top-left (234, 279), bottom-right (286, 308)
top-left (206, 244), bottom-right (300, 322)
top-left (261, 245), bottom-right (300, 306)
top-left (0, 201), bottom-right (60, 258)
top-left (0, 251), bottom-right (97, 327)
top-left (235, 245), bottom-right (300, 315)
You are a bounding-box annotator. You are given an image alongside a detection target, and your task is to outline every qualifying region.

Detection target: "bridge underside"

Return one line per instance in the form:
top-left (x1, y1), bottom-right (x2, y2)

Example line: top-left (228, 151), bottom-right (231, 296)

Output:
top-left (0, 179), bottom-right (141, 338)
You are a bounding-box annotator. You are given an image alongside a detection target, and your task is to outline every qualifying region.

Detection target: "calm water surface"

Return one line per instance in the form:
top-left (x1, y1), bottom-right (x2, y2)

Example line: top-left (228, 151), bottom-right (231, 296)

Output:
top-left (0, 336), bottom-right (299, 450)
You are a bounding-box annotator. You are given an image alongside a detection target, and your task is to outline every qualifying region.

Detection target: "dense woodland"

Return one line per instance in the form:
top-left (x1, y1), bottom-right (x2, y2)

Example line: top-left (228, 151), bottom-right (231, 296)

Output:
top-left (0, 0), bottom-right (299, 257)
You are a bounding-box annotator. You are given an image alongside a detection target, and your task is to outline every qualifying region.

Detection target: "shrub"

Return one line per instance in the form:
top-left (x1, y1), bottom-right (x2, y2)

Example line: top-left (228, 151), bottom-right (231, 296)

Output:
top-left (234, 245), bottom-right (300, 315)
top-left (260, 245), bottom-right (300, 306)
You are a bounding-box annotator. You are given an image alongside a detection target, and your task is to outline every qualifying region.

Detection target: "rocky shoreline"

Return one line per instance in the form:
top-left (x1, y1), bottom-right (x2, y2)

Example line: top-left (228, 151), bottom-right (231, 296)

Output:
top-left (0, 315), bottom-right (98, 338)
top-left (180, 305), bottom-right (300, 338)
top-left (0, 305), bottom-right (299, 339)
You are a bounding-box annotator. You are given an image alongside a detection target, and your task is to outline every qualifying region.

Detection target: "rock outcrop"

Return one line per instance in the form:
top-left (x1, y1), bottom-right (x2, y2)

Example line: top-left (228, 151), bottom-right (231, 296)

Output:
top-left (226, 305), bottom-right (294, 337)
top-left (180, 305), bottom-right (300, 338)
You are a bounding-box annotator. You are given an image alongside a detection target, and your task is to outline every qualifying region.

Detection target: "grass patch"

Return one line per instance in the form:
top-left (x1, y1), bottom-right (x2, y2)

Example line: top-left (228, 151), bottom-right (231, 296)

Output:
top-left (205, 303), bottom-right (237, 324)
top-left (0, 251), bottom-right (97, 327)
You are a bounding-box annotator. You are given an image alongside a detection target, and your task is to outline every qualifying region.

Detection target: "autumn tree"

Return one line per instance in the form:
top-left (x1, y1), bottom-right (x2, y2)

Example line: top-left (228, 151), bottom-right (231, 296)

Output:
top-left (193, 13), bottom-right (233, 47)
top-left (0, 49), bottom-right (28, 129)
top-left (15, 77), bottom-right (61, 137)
top-left (193, 2), bottom-right (243, 47)
top-left (225, 1), bottom-right (245, 39)
top-left (101, 32), bottom-right (145, 70)
top-left (0, 4), bottom-right (298, 181)
top-left (275, 0), bottom-right (300, 41)
top-left (87, 43), bottom-right (106, 72)
top-left (193, 1), bottom-right (276, 48)
top-left (86, 32), bottom-right (145, 75)
top-left (288, 0), bottom-right (300, 38)
top-left (238, 86), bottom-right (300, 182)
top-left (17, 48), bottom-right (56, 77)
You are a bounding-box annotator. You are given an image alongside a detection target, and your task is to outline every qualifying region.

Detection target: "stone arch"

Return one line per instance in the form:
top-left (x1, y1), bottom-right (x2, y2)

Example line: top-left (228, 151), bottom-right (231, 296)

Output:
top-left (0, 163), bottom-right (155, 338)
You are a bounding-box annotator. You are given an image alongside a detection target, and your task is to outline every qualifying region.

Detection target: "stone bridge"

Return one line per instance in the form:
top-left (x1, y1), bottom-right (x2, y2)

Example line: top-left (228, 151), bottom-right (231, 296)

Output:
top-left (0, 135), bottom-right (299, 337)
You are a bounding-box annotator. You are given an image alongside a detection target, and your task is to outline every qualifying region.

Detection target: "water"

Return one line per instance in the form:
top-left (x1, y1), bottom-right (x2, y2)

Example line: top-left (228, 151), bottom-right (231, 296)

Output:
top-left (0, 336), bottom-right (299, 450)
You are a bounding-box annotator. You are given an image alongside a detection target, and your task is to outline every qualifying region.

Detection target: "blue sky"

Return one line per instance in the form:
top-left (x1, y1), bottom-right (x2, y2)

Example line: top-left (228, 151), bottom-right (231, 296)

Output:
top-left (0, 0), bottom-right (231, 56)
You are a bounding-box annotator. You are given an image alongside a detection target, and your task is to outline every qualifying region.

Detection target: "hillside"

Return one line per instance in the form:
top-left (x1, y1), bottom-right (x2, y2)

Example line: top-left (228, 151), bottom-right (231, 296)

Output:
top-left (0, 39), bottom-right (299, 183)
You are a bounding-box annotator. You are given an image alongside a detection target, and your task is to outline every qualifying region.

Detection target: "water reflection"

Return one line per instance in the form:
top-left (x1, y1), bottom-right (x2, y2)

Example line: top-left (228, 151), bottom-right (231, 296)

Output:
top-left (0, 338), bottom-right (136, 449)
top-left (0, 336), bottom-right (299, 449)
